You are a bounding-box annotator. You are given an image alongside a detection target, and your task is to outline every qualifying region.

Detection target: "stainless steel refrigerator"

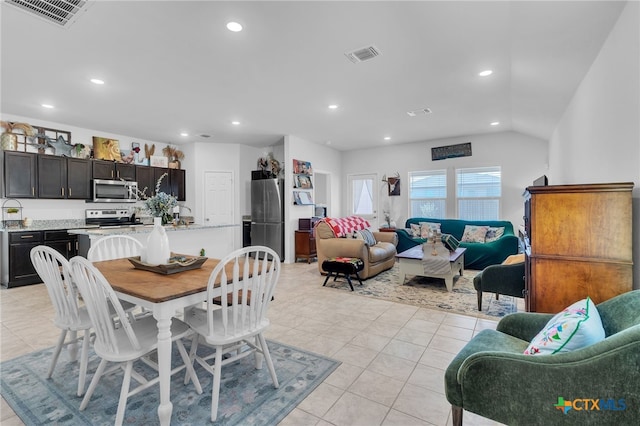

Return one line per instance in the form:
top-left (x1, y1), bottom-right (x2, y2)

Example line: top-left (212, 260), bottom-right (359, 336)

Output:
top-left (251, 178), bottom-right (284, 260)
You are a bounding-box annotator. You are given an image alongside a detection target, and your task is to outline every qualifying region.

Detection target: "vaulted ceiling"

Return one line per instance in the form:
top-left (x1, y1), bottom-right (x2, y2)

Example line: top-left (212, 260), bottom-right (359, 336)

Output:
top-left (0, 1), bottom-right (629, 151)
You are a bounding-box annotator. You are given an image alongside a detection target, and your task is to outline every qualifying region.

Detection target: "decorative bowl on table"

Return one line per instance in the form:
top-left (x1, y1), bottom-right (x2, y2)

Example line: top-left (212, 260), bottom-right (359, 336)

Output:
top-left (128, 254), bottom-right (208, 274)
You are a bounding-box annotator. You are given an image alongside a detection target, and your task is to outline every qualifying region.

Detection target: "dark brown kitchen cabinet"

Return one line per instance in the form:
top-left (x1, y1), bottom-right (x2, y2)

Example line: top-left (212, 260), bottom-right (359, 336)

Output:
top-left (170, 168), bottom-right (186, 201)
top-left (38, 154), bottom-right (67, 198)
top-left (93, 160), bottom-right (136, 181)
top-left (5, 231), bottom-right (43, 288)
top-left (2, 151), bottom-right (37, 198)
top-left (154, 167), bottom-right (171, 195)
top-left (66, 158), bottom-right (92, 199)
top-left (2, 229), bottom-right (78, 288)
top-left (135, 165), bottom-right (155, 198)
top-left (44, 230), bottom-right (78, 259)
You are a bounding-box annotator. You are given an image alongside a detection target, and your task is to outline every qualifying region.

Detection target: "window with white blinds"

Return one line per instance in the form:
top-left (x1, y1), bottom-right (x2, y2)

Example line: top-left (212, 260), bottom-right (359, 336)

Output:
top-left (456, 166), bottom-right (501, 220)
top-left (409, 170), bottom-right (447, 218)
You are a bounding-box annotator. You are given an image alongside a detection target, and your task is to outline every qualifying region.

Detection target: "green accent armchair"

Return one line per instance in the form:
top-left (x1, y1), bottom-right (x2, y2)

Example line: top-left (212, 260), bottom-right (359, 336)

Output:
top-left (472, 261), bottom-right (525, 311)
top-left (444, 290), bottom-right (640, 425)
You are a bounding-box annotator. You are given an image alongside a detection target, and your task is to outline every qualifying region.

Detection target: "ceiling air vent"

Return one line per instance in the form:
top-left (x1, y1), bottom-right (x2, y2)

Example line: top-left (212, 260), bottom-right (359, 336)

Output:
top-left (407, 108), bottom-right (432, 117)
top-left (5, 0), bottom-right (93, 28)
top-left (345, 45), bottom-right (381, 63)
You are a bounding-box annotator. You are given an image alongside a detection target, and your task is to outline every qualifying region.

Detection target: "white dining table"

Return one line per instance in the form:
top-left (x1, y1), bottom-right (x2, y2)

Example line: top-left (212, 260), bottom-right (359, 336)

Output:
top-left (93, 256), bottom-right (229, 425)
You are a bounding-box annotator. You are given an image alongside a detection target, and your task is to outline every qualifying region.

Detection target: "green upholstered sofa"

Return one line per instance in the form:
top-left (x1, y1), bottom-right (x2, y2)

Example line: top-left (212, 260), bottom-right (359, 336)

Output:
top-left (444, 290), bottom-right (640, 426)
top-left (395, 218), bottom-right (518, 270)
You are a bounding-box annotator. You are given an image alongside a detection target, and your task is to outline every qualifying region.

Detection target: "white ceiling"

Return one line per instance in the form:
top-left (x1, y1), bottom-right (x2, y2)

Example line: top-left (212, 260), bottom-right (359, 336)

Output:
top-left (0, 1), bottom-right (628, 151)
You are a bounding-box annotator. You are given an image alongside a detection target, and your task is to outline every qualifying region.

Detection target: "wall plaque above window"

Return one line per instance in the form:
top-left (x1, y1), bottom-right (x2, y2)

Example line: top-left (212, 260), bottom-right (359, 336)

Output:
top-left (431, 142), bottom-right (472, 161)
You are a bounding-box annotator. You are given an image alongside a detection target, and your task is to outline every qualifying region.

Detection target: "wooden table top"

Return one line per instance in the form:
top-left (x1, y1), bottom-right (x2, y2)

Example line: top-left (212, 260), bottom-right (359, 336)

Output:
top-left (94, 257), bottom-right (227, 303)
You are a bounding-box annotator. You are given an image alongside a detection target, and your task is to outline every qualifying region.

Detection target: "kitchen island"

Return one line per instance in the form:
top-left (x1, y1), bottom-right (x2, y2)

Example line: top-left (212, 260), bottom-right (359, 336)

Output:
top-left (68, 223), bottom-right (239, 260)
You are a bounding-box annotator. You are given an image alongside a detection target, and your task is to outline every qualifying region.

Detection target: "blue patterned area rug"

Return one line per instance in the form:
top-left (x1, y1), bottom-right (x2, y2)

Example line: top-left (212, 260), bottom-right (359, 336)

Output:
top-left (1, 340), bottom-right (339, 425)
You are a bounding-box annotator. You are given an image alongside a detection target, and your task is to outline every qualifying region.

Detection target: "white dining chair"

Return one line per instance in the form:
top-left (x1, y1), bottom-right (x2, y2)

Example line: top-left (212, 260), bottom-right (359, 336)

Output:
top-left (183, 245), bottom-right (281, 422)
top-left (69, 256), bottom-right (202, 426)
top-left (30, 245), bottom-right (92, 397)
top-left (87, 235), bottom-right (146, 320)
top-left (87, 235), bottom-right (143, 262)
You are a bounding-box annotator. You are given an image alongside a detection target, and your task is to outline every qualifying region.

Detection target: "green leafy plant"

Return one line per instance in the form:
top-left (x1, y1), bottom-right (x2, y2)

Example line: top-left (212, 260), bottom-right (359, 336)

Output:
top-left (140, 173), bottom-right (177, 224)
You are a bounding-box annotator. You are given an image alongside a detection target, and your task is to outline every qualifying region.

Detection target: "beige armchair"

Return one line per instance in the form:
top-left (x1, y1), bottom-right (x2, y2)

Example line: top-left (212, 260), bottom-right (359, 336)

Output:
top-left (315, 221), bottom-right (398, 279)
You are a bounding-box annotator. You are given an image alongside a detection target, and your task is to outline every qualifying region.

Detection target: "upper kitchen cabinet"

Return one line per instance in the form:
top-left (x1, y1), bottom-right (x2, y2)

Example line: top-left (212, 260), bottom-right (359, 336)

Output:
top-left (93, 160), bottom-right (136, 181)
top-left (135, 165), bottom-right (155, 198)
top-left (67, 158), bottom-right (92, 199)
top-left (154, 167), bottom-right (171, 195)
top-left (170, 168), bottom-right (186, 201)
top-left (38, 155), bottom-right (92, 199)
top-left (2, 151), bottom-right (37, 198)
top-left (38, 154), bottom-right (67, 198)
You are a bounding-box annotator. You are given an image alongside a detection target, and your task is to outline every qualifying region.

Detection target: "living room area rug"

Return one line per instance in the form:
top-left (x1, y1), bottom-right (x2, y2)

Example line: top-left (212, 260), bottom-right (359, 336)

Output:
top-left (0, 340), bottom-right (339, 425)
top-left (323, 264), bottom-right (524, 318)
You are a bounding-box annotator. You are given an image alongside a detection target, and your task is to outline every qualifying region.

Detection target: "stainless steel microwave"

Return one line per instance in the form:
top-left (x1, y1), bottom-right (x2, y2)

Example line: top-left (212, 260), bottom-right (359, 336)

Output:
top-left (92, 179), bottom-right (138, 203)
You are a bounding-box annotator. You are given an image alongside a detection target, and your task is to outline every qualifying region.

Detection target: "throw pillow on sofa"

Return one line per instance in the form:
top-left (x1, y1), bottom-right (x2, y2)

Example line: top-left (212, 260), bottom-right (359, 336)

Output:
top-left (524, 297), bottom-right (605, 355)
top-left (461, 225), bottom-right (489, 243)
top-left (352, 229), bottom-right (377, 246)
top-left (485, 226), bottom-right (505, 243)
top-left (410, 223), bottom-right (422, 237)
top-left (420, 222), bottom-right (441, 238)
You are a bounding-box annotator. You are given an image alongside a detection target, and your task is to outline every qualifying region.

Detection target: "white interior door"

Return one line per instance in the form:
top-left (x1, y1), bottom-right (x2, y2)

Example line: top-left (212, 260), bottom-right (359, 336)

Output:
top-left (204, 171), bottom-right (234, 225)
top-left (347, 173), bottom-right (378, 223)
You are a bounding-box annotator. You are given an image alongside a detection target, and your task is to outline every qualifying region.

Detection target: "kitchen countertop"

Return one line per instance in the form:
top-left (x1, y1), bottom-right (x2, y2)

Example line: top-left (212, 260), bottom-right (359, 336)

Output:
top-left (0, 219), bottom-right (238, 234)
top-left (68, 223), bottom-right (238, 236)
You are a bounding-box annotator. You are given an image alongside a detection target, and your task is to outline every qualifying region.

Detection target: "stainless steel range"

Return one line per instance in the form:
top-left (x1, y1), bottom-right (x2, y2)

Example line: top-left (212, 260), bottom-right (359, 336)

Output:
top-left (85, 209), bottom-right (141, 228)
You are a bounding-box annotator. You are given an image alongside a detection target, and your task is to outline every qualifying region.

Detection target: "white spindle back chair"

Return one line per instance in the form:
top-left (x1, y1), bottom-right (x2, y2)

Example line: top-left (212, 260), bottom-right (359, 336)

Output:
top-left (69, 256), bottom-right (202, 426)
top-left (30, 245), bottom-right (92, 397)
top-left (87, 235), bottom-right (143, 261)
top-left (184, 245), bottom-right (281, 421)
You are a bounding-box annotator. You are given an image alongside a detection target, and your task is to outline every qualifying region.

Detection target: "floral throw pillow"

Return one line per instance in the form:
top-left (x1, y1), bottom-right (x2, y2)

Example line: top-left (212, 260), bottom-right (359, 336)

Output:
top-left (420, 222), bottom-right (441, 238)
top-left (460, 225), bottom-right (489, 243)
top-left (485, 226), bottom-right (505, 243)
top-left (524, 297), bottom-right (605, 355)
top-left (410, 223), bottom-right (421, 237)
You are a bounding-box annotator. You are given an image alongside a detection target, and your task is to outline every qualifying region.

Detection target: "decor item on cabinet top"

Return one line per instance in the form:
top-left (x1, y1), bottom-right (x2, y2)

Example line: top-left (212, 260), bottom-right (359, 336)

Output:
top-left (131, 142), bottom-right (148, 165)
top-left (162, 144), bottom-right (184, 169)
top-left (144, 143), bottom-right (155, 161)
top-left (257, 152), bottom-right (282, 178)
top-left (138, 173), bottom-right (178, 225)
top-left (1, 121), bottom-right (35, 151)
top-left (92, 136), bottom-right (121, 161)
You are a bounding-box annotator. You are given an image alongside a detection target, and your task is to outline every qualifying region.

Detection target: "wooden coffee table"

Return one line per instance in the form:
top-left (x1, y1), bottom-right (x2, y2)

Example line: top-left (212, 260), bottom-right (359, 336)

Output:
top-left (395, 246), bottom-right (466, 292)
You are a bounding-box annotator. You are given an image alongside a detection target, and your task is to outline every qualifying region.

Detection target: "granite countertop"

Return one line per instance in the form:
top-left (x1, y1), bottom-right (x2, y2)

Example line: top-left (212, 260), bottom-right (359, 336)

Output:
top-left (1, 219), bottom-right (238, 234)
top-left (68, 223), bottom-right (238, 236)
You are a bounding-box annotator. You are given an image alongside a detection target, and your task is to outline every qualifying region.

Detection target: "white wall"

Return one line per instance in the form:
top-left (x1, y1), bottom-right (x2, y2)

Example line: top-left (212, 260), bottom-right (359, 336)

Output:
top-left (340, 131), bottom-right (548, 231)
top-left (548, 1), bottom-right (640, 288)
top-left (284, 135), bottom-right (342, 263)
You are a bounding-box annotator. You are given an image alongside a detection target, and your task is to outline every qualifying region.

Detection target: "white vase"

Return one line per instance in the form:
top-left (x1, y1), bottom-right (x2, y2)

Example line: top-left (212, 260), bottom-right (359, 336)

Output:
top-left (145, 217), bottom-right (170, 265)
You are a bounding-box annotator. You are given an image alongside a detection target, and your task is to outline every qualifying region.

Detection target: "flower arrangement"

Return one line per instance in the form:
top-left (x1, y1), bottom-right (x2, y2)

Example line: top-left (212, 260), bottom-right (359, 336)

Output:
top-left (141, 173), bottom-right (177, 224)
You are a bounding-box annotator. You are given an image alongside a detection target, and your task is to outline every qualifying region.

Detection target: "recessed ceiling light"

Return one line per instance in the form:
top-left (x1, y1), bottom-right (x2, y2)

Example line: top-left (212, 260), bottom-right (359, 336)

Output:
top-left (231, 121), bottom-right (240, 125)
top-left (479, 70), bottom-right (493, 77)
top-left (490, 121), bottom-right (500, 126)
top-left (326, 141), bottom-right (332, 145)
top-left (328, 104), bottom-right (338, 110)
top-left (90, 78), bottom-right (104, 85)
top-left (226, 22), bottom-right (243, 32)
top-left (180, 132), bottom-right (189, 137)
top-left (383, 136), bottom-right (391, 141)
top-left (41, 103), bottom-right (54, 109)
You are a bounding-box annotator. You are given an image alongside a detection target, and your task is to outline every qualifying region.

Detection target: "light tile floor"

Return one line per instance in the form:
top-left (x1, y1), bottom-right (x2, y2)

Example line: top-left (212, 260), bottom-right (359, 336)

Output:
top-left (0, 261), bottom-right (505, 426)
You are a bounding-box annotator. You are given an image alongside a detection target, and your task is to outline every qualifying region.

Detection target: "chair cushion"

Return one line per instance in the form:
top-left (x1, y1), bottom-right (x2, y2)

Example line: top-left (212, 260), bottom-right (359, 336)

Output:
top-left (524, 297), bottom-right (605, 355)
top-left (353, 229), bottom-right (377, 246)
top-left (502, 253), bottom-right (525, 265)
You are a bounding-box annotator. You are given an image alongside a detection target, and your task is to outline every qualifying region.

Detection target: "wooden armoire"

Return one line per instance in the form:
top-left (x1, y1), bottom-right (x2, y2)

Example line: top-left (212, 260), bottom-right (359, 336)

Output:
top-left (523, 182), bottom-right (634, 313)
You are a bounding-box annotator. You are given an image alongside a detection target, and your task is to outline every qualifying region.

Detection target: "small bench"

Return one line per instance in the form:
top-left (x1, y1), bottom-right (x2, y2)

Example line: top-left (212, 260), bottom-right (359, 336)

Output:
top-left (322, 257), bottom-right (365, 291)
